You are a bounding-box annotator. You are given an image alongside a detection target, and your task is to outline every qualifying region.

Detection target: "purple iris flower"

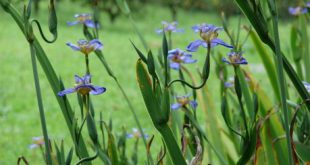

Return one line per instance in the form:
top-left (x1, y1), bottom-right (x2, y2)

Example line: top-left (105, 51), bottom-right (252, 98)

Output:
top-left (66, 39), bottom-right (103, 55)
top-left (126, 128), bottom-right (149, 139)
top-left (58, 74), bottom-right (106, 96)
top-left (303, 81), bottom-right (310, 92)
top-left (167, 48), bottom-right (197, 70)
top-left (222, 52), bottom-right (248, 66)
top-left (171, 94), bottom-right (198, 110)
top-left (67, 14), bottom-right (98, 28)
top-left (156, 21), bottom-right (184, 34)
top-left (307, 2), bottom-right (310, 8)
top-left (186, 23), bottom-right (233, 52)
top-left (29, 136), bottom-right (44, 149)
top-left (288, 6), bottom-right (308, 15)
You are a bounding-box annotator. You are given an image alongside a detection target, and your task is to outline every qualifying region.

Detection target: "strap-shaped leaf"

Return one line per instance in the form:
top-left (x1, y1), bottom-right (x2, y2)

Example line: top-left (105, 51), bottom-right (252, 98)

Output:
top-left (136, 59), bottom-right (162, 125)
top-left (131, 40), bottom-right (147, 64)
top-left (249, 30), bottom-right (280, 101)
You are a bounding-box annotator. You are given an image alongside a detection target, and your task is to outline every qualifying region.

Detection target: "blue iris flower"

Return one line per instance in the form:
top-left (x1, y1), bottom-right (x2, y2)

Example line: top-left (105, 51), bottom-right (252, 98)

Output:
top-left (222, 52), bottom-right (248, 66)
top-left (67, 14), bottom-right (98, 28)
top-left (168, 48), bottom-right (197, 70)
top-left (171, 94), bottom-right (198, 111)
top-left (288, 6), bottom-right (308, 15)
top-left (187, 23), bottom-right (233, 52)
top-left (29, 136), bottom-right (44, 149)
top-left (58, 74), bottom-right (106, 96)
top-left (126, 128), bottom-right (149, 139)
top-left (156, 21), bottom-right (184, 34)
top-left (66, 39), bottom-right (103, 55)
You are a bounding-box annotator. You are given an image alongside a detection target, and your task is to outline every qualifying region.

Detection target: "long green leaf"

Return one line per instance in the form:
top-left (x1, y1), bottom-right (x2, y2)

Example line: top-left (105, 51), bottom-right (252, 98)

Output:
top-left (235, 67), bottom-right (254, 120)
top-left (249, 30), bottom-right (280, 101)
top-left (0, 1), bottom-right (90, 158)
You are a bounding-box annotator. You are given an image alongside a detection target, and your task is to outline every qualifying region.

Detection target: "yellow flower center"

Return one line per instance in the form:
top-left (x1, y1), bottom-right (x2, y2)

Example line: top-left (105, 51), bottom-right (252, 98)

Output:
top-left (78, 43), bottom-right (95, 55)
top-left (77, 87), bottom-right (91, 95)
top-left (77, 15), bottom-right (91, 23)
top-left (171, 54), bottom-right (183, 63)
top-left (200, 30), bottom-right (218, 43)
top-left (177, 97), bottom-right (189, 106)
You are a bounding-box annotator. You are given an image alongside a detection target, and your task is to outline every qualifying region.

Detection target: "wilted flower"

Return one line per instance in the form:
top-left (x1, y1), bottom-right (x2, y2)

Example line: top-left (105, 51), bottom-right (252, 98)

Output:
top-left (126, 128), bottom-right (149, 139)
top-left (187, 23), bottom-right (233, 52)
top-left (67, 14), bottom-right (98, 28)
top-left (29, 137), bottom-right (44, 149)
top-left (222, 52), bottom-right (248, 66)
top-left (58, 74), bottom-right (106, 96)
top-left (156, 21), bottom-right (184, 34)
top-left (289, 6), bottom-right (308, 15)
top-left (66, 39), bottom-right (103, 55)
top-left (303, 81), bottom-right (310, 92)
top-left (171, 94), bottom-right (198, 110)
top-left (168, 48), bottom-right (197, 70)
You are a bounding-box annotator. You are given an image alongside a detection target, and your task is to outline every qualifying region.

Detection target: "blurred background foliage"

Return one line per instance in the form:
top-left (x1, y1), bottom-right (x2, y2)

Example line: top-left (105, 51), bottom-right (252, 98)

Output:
top-left (14, 0), bottom-right (297, 23)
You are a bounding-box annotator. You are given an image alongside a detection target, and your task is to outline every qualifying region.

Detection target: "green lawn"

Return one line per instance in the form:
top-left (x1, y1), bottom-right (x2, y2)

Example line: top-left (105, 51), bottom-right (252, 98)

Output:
top-left (0, 1), bottom-right (302, 164)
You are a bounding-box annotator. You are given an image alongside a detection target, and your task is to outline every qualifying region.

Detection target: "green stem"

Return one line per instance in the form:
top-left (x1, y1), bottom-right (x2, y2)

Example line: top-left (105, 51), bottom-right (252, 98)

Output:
top-left (93, 49), bottom-right (148, 149)
top-left (268, 1), bottom-right (293, 164)
top-left (168, 31), bottom-right (172, 50)
top-left (85, 55), bottom-right (90, 75)
top-left (29, 44), bottom-right (53, 165)
top-left (168, 43), bottom-right (211, 89)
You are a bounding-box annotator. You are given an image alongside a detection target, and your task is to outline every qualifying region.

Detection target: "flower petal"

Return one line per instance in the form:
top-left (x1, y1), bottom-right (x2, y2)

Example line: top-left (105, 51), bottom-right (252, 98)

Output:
top-left (84, 20), bottom-right (98, 28)
top-left (66, 42), bottom-right (81, 51)
top-left (74, 75), bottom-right (83, 84)
top-left (222, 57), bottom-right (231, 64)
top-left (90, 86), bottom-right (106, 95)
top-left (189, 100), bottom-right (198, 110)
top-left (29, 144), bottom-right (39, 149)
top-left (211, 38), bottom-right (233, 48)
top-left (183, 55), bottom-right (197, 64)
top-left (155, 29), bottom-right (163, 34)
top-left (171, 103), bottom-right (182, 110)
top-left (83, 74), bottom-right (92, 84)
top-left (186, 40), bottom-right (205, 52)
top-left (67, 21), bottom-right (79, 26)
top-left (89, 39), bottom-right (103, 50)
top-left (58, 88), bottom-right (76, 96)
top-left (126, 133), bottom-right (134, 138)
top-left (235, 57), bottom-right (248, 65)
top-left (303, 81), bottom-right (310, 92)
top-left (224, 82), bottom-right (234, 88)
top-left (168, 48), bottom-right (180, 55)
top-left (170, 62), bottom-right (180, 70)
top-left (192, 25), bottom-right (201, 33)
